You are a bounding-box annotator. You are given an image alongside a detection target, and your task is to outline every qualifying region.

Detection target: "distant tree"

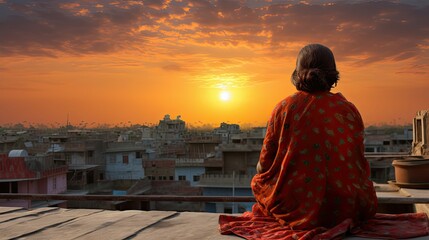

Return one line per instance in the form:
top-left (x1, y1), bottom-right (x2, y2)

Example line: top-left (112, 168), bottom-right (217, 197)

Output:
top-left (13, 123), bottom-right (24, 129)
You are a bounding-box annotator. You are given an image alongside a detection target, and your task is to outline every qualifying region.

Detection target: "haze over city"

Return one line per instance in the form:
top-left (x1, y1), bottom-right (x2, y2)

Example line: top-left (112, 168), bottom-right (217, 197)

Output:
top-left (1, 0), bottom-right (428, 127)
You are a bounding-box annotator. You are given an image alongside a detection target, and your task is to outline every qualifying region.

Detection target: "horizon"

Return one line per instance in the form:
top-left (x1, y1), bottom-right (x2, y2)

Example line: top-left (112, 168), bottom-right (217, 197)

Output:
top-left (0, 118), bottom-right (414, 130)
top-left (1, 0), bottom-right (428, 127)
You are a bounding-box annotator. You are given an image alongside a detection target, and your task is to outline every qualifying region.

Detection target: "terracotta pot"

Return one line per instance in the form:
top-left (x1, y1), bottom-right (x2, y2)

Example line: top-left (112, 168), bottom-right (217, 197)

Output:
top-left (392, 159), bottom-right (429, 184)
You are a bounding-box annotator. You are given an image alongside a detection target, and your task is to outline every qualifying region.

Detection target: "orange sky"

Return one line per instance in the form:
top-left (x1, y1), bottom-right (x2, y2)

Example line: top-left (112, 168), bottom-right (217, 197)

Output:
top-left (1, 0), bottom-right (428, 128)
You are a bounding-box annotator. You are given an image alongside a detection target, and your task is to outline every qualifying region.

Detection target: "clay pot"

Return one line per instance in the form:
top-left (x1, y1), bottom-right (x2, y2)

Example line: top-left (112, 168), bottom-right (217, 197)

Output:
top-left (392, 158), bottom-right (429, 184)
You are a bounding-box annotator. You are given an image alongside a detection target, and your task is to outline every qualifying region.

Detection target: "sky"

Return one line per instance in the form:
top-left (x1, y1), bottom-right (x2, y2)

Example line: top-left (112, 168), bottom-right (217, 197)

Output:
top-left (0, 0), bottom-right (428, 128)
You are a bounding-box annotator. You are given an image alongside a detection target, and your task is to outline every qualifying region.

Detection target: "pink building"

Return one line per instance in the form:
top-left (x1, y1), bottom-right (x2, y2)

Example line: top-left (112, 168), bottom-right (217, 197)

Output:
top-left (0, 151), bottom-right (68, 208)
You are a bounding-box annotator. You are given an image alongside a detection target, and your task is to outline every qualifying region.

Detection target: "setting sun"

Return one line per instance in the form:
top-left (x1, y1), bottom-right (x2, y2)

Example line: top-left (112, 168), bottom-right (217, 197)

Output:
top-left (220, 91), bottom-right (231, 101)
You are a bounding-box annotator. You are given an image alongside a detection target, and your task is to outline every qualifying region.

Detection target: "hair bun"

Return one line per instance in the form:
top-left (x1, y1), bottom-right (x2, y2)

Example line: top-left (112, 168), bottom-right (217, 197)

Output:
top-left (295, 68), bottom-right (329, 92)
top-left (303, 68), bottom-right (324, 82)
top-left (291, 44), bottom-right (339, 93)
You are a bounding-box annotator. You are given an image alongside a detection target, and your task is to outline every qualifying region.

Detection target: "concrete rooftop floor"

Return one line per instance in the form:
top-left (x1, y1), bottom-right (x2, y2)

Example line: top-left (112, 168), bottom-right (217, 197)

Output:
top-left (1, 184), bottom-right (429, 239)
top-left (0, 205), bottom-right (428, 240)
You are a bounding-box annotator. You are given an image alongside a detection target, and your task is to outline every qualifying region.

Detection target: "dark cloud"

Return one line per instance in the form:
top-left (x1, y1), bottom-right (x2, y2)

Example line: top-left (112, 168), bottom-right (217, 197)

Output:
top-left (0, 1), bottom-right (153, 56)
top-left (162, 63), bottom-right (185, 71)
top-left (0, 86), bottom-right (40, 91)
top-left (0, 0), bottom-right (427, 65)
top-left (259, 2), bottom-right (428, 64)
top-left (395, 71), bottom-right (427, 75)
top-left (144, 0), bottom-right (170, 10)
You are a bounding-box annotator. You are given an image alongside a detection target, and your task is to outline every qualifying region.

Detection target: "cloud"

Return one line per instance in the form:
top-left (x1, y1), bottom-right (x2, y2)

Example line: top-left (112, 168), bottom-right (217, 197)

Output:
top-left (162, 63), bottom-right (186, 71)
top-left (395, 63), bottom-right (429, 75)
top-left (0, 0), bottom-right (427, 66)
top-left (191, 72), bottom-right (252, 88)
top-left (144, 0), bottom-right (171, 10)
top-left (0, 1), bottom-right (153, 56)
top-left (0, 86), bottom-right (40, 91)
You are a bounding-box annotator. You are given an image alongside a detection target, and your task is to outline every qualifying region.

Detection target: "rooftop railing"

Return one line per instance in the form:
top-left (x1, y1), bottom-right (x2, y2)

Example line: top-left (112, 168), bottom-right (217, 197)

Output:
top-left (0, 194), bottom-right (255, 202)
top-left (197, 174), bottom-right (253, 187)
top-left (1, 191), bottom-right (429, 204)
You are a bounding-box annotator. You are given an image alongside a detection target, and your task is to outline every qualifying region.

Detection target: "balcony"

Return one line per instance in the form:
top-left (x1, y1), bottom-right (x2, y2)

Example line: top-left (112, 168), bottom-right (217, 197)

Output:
top-left (197, 174), bottom-right (253, 188)
top-left (218, 143), bottom-right (262, 152)
top-left (175, 158), bottom-right (204, 167)
top-left (174, 158), bottom-right (223, 167)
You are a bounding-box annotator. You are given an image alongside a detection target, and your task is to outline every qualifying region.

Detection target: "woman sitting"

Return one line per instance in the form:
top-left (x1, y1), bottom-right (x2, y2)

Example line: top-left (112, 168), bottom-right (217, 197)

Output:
top-left (219, 44), bottom-right (428, 240)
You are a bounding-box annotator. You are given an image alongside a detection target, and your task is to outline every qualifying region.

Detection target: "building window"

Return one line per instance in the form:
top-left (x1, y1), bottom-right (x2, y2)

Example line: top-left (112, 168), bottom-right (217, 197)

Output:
top-left (0, 182), bottom-right (18, 193)
top-left (163, 176), bottom-right (167, 180)
top-left (136, 151), bottom-right (142, 159)
top-left (87, 151), bottom-right (93, 157)
top-left (224, 207), bottom-right (233, 214)
top-left (365, 147), bottom-right (375, 153)
top-left (169, 176), bottom-right (174, 180)
top-left (416, 118), bottom-right (423, 142)
top-left (122, 155), bottom-right (129, 164)
top-left (193, 175), bottom-right (200, 182)
top-left (11, 182), bottom-right (16, 193)
top-left (158, 176), bottom-right (163, 180)
top-left (178, 175), bottom-right (186, 181)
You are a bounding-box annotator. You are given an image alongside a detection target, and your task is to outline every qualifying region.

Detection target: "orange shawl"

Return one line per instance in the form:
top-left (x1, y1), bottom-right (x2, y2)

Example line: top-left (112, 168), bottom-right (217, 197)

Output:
top-left (219, 91), bottom-right (428, 239)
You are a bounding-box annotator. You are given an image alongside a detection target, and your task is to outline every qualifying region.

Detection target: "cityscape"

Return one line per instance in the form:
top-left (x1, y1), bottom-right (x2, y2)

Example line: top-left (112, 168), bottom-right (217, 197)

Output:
top-left (1, 111), bottom-right (426, 214)
top-left (1, 0), bottom-right (429, 238)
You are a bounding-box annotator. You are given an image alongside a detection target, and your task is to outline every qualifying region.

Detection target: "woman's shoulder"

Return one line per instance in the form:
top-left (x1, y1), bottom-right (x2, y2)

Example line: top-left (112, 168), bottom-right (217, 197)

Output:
top-left (275, 91), bottom-right (354, 110)
top-left (274, 92), bottom-right (303, 109)
top-left (329, 92), bottom-right (363, 121)
top-left (330, 92), bottom-right (357, 107)
top-left (320, 91), bottom-right (354, 105)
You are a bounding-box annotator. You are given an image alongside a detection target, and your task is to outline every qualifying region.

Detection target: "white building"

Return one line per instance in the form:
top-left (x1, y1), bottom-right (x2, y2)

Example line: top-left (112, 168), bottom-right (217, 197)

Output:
top-left (175, 158), bottom-right (206, 186)
top-left (104, 142), bottom-right (147, 180)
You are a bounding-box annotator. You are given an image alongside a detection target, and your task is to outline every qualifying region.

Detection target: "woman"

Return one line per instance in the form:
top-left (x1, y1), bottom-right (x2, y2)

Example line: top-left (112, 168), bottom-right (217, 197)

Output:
top-left (253, 43), bottom-right (377, 230)
top-left (219, 44), bottom-right (428, 240)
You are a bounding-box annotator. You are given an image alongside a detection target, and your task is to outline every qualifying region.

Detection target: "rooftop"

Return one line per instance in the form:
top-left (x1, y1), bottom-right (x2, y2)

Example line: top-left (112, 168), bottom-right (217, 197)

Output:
top-left (0, 206), bottom-right (234, 239)
top-left (0, 205), bottom-right (428, 240)
top-left (1, 184), bottom-right (429, 239)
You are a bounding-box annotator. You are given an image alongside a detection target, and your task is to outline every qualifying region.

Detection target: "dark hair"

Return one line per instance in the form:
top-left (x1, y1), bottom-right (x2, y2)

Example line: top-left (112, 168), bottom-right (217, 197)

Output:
top-left (291, 44), bottom-right (339, 93)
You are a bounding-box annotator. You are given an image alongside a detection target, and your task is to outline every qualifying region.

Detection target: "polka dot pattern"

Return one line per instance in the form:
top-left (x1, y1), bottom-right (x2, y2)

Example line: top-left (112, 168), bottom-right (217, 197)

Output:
top-left (219, 91), bottom-right (428, 239)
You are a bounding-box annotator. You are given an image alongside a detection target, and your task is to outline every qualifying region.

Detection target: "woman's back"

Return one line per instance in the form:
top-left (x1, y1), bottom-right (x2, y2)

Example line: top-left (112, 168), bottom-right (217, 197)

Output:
top-left (220, 44), bottom-right (428, 240)
top-left (252, 91), bottom-right (377, 229)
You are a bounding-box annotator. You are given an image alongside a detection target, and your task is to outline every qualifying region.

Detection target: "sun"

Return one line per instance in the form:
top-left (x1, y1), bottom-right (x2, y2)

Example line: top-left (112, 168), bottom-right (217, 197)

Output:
top-left (219, 90), bottom-right (231, 101)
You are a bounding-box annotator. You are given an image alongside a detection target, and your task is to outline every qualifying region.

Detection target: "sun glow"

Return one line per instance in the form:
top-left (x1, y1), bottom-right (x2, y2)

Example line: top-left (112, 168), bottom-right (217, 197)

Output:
top-left (219, 90), bottom-right (231, 101)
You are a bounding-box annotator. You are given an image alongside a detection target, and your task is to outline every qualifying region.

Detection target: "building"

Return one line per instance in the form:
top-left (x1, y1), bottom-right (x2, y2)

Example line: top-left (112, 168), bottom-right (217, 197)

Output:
top-left (174, 158), bottom-right (206, 186)
top-left (104, 142), bottom-right (147, 180)
top-left (144, 159), bottom-right (175, 181)
top-left (364, 128), bottom-right (413, 153)
top-left (412, 110), bottom-right (429, 156)
top-left (0, 150), bottom-right (68, 208)
top-left (167, 134), bottom-right (223, 186)
top-left (197, 127), bottom-right (264, 213)
top-left (213, 122), bottom-right (241, 143)
top-left (155, 115), bottom-right (186, 142)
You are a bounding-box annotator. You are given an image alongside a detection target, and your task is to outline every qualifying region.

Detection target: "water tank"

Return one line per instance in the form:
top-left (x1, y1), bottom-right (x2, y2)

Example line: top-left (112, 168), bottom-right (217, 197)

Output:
top-left (8, 149), bottom-right (29, 158)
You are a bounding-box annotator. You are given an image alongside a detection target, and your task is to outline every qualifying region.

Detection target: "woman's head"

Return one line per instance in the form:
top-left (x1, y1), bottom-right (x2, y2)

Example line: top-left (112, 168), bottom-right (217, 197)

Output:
top-left (291, 44), bottom-right (339, 93)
